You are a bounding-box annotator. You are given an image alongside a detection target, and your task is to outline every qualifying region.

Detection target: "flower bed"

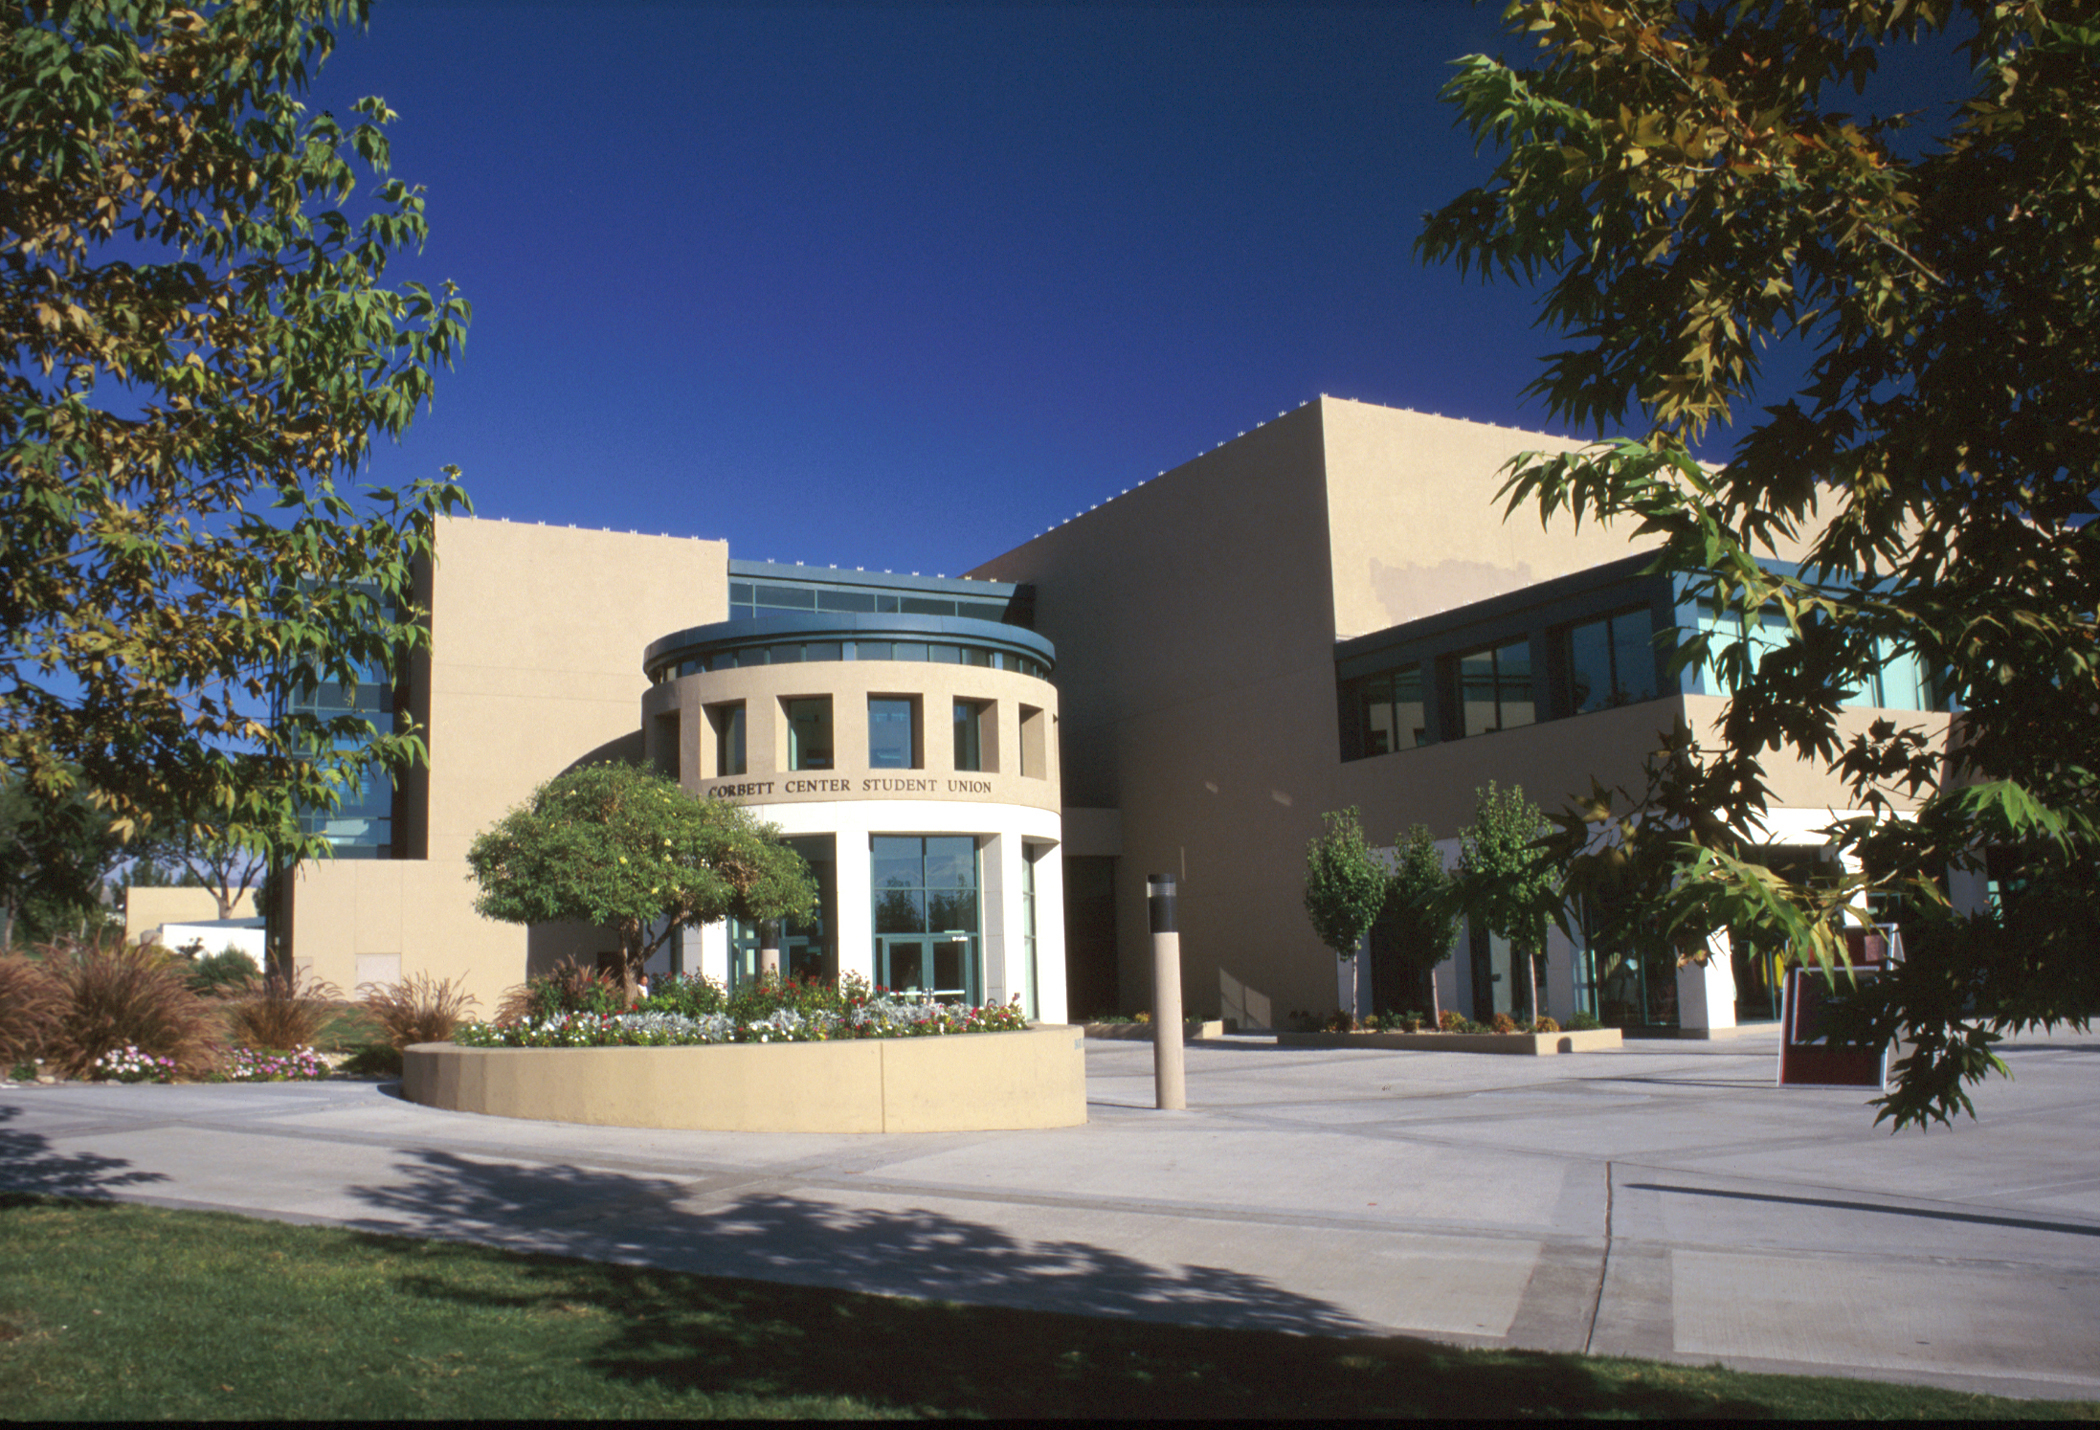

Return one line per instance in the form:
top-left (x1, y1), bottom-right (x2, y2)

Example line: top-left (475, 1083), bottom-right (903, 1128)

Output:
top-left (455, 989), bottom-right (1029, 1049)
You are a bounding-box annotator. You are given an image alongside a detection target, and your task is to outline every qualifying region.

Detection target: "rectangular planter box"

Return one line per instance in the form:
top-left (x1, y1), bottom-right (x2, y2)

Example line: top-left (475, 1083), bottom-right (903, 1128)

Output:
top-left (1273, 1028), bottom-right (1622, 1055)
top-left (1082, 1020), bottom-right (1227, 1040)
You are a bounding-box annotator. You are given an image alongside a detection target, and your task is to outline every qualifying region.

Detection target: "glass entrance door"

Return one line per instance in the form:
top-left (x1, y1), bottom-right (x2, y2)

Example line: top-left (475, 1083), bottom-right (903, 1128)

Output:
top-left (875, 934), bottom-right (978, 1003)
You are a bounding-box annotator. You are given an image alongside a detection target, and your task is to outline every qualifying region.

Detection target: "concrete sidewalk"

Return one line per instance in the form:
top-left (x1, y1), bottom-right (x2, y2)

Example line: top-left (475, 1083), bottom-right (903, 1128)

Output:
top-left (4, 1027), bottom-right (2098, 1403)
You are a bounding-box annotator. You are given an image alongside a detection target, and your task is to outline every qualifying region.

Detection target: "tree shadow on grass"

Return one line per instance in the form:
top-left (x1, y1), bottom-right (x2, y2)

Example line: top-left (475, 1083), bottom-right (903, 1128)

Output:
top-left (0, 1104), bottom-right (170, 1202)
top-left (346, 1147), bottom-right (1776, 1418)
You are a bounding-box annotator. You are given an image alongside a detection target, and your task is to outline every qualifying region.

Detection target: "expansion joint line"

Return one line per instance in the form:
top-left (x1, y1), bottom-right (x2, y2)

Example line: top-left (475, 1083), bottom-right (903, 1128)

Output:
top-left (1584, 1159), bottom-right (1614, 1356)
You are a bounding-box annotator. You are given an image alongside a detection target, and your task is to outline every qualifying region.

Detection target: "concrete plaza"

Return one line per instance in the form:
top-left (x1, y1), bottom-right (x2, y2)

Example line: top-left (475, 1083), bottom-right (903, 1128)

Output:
top-left (3, 1027), bottom-right (2097, 1402)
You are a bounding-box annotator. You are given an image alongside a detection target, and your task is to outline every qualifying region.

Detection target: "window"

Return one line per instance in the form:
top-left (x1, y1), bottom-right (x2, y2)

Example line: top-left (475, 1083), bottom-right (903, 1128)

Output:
top-left (868, 697), bottom-right (919, 769)
top-left (709, 702), bottom-right (746, 776)
top-left (1358, 663), bottom-right (1427, 755)
top-left (785, 697), bottom-right (832, 770)
top-left (872, 834), bottom-right (981, 1002)
top-left (1454, 638), bottom-right (1534, 737)
top-left (954, 699), bottom-right (989, 772)
top-left (1561, 607), bottom-right (1658, 714)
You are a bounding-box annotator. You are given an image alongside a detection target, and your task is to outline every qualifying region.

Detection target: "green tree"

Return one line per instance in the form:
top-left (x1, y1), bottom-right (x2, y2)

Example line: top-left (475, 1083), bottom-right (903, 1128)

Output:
top-left (1381, 824), bottom-right (1460, 1022)
top-left (466, 763), bottom-right (819, 1006)
top-left (2, 1), bottom-right (471, 870)
top-left (1455, 783), bottom-right (1556, 1023)
top-left (1, 768), bottom-right (123, 948)
top-left (1418, 1), bottom-right (2099, 1125)
top-left (1304, 807), bottom-right (1389, 1021)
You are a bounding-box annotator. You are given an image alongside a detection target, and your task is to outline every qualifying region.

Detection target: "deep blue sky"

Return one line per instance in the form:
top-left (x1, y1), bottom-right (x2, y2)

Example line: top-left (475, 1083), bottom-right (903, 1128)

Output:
top-left (311, 1), bottom-right (1970, 579)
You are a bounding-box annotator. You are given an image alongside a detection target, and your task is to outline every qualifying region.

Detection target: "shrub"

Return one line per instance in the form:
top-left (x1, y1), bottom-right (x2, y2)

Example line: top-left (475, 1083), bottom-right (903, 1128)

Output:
top-left (341, 1043), bottom-right (405, 1077)
top-left (1489, 1012), bottom-right (1517, 1035)
top-left (1438, 1009), bottom-right (1467, 1033)
top-left (226, 967), bottom-right (343, 1051)
top-left (1323, 1009), bottom-right (1357, 1033)
top-left (0, 954), bottom-right (63, 1069)
top-left (493, 959), bottom-right (623, 1025)
top-left (358, 973), bottom-right (479, 1050)
top-left (1398, 1010), bottom-right (1426, 1034)
top-left (1533, 1015), bottom-right (1560, 1034)
top-left (637, 971), bottom-right (727, 1020)
top-left (40, 936), bottom-right (221, 1079)
top-left (1566, 1010), bottom-right (1603, 1032)
top-left (185, 948), bottom-right (261, 997)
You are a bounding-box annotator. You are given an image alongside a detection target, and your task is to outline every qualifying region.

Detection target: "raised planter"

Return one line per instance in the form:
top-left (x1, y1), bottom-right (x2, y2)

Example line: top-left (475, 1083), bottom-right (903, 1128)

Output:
top-left (1082, 1020), bottom-right (1227, 1040)
top-left (401, 1023), bottom-right (1088, 1133)
top-left (1273, 1028), bottom-right (1623, 1055)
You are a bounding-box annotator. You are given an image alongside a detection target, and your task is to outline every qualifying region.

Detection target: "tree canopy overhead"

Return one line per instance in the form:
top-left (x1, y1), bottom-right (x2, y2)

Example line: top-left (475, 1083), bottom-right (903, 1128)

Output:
top-left (466, 762), bottom-right (819, 1005)
top-left (1419, 0), bottom-right (2098, 1125)
top-left (2, 1), bottom-right (470, 865)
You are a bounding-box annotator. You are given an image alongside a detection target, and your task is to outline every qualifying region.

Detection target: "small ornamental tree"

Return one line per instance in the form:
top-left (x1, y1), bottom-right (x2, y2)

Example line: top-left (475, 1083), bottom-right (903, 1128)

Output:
top-left (1304, 807), bottom-right (1388, 1021)
top-left (1383, 824), bottom-right (1460, 1024)
top-left (466, 763), bottom-right (816, 1005)
top-left (1455, 783), bottom-right (1557, 1023)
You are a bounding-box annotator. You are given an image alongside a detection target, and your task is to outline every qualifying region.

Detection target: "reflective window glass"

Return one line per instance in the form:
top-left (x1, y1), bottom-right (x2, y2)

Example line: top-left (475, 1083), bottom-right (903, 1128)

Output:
top-left (900, 596), bottom-right (953, 616)
top-left (857, 642), bottom-right (892, 661)
top-left (869, 697), bottom-right (917, 769)
top-left (786, 697), bottom-right (832, 770)
top-left (817, 589), bottom-right (877, 613)
top-left (954, 700), bottom-right (986, 771)
top-left (891, 643), bottom-right (928, 662)
top-left (803, 642), bottom-right (841, 663)
top-left (754, 585), bottom-right (816, 610)
top-left (1458, 639), bottom-right (1534, 738)
top-left (712, 702), bottom-right (746, 776)
top-left (1564, 607), bottom-right (1657, 714)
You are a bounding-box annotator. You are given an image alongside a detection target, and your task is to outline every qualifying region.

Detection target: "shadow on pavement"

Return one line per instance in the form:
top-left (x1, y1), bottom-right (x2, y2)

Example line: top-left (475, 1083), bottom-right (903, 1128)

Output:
top-left (346, 1147), bottom-right (1362, 1336)
top-left (1627, 1181), bottom-right (2100, 1238)
top-left (0, 1104), bottom-right (170, 1201)
top-left (345, 1147), bottom-right (1773, 1418)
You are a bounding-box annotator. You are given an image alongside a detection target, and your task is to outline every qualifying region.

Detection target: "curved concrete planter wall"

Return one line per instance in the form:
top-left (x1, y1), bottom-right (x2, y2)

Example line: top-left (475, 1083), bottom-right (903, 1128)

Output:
top-left (402, 1023), bottom-right (1088, 1133)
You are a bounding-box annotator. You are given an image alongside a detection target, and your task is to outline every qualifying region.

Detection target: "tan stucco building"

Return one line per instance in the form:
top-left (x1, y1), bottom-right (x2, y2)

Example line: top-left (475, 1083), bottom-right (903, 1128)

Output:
top-left (277, 396), bottom-right (1955, 1032)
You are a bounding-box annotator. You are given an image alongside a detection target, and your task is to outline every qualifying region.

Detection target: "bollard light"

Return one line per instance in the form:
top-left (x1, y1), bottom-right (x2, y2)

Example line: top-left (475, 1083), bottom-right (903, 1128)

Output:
top-left (1148, 873), bottom-right (1186, 1110)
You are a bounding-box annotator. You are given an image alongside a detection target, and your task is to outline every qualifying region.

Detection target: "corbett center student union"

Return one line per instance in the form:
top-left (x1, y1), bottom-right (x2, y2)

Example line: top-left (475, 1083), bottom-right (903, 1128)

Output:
top-left (248, 397), bottom-right (1974, 1035)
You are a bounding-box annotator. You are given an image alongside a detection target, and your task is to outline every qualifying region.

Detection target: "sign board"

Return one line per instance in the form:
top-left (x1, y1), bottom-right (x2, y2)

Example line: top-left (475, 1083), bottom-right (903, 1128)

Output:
top-left (1777, 926), bottom-right (1902, 1088)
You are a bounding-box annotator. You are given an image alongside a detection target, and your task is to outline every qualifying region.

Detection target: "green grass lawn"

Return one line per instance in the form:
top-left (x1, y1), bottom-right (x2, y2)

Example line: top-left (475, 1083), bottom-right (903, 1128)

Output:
top-left (1, 1195), bottom-right (2092, 1420)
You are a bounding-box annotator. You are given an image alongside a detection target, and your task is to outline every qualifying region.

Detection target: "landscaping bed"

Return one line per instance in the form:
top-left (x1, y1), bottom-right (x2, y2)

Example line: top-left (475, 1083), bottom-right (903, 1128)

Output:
top-left (1081, 1019), bottom-right (1228, 1040)
top-left (1274, 1027), bottom-right (1622, 1055)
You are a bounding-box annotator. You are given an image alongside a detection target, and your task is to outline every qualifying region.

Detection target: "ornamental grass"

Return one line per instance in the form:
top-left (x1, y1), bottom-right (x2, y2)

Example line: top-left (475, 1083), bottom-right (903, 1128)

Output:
top-left (224, 967), bottom-right (343, 1052)
top-left (38, 935), bottom-right (221, 1080)
top-left (358, 972), bottom-right (478, 1049)
top-left (0, 952), bottom-right (63, 1069)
